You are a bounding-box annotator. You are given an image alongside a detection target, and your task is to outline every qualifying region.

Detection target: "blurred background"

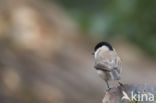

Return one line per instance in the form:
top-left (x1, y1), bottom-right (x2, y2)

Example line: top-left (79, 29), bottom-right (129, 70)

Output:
top-left (0, 0), bottom-right (156, 103)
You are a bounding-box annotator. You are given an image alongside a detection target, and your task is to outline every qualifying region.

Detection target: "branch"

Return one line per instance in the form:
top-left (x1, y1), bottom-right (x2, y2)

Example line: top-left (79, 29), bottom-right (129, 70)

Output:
top-left (102, 84), bottom-right (154, 103)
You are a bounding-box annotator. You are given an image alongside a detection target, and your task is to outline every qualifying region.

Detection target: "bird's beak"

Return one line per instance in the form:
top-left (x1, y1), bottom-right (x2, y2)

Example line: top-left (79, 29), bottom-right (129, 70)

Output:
top-left (92, 52), bottom-right (94, 55)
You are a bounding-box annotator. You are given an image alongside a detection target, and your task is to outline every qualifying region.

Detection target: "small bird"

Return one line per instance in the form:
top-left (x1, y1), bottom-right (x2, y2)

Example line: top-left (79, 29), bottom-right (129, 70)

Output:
top-left (93, 41), bottom-right (122, 90)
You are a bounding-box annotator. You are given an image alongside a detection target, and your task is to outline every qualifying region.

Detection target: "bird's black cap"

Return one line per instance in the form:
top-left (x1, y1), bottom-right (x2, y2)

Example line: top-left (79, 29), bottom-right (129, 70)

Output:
top-left (94, 41), bottom-right (113, 53)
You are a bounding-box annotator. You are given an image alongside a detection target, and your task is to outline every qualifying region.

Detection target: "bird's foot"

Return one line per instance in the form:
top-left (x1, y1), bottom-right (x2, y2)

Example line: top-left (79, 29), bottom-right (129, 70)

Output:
top-left (106, 85), bottom-right (114, 91)
top-left (106, 87), bottom-right (111, 92)
top-left (117, 81), bottom-right (124, 87)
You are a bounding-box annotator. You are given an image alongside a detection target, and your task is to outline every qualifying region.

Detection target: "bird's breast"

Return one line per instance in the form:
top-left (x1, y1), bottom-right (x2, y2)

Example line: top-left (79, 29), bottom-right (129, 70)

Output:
top-left (96, 70), bottom-right (107, 80)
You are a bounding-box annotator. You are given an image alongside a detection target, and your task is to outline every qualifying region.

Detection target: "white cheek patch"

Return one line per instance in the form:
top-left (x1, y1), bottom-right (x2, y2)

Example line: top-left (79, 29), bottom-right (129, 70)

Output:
top-left (94, 46), bottom-right (109, 58)
top-left (101, 46), bottom-right (109, 51)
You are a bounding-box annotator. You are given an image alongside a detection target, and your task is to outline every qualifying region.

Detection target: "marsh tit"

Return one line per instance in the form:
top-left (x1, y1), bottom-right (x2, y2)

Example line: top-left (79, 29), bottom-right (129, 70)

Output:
top-left (93, 42), bottom-right (122, 89)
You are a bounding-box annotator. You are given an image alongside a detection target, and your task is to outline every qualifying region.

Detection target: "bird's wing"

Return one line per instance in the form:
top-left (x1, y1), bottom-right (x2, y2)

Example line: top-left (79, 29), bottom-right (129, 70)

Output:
top-left (94, 51), bottom-right (121, 72)
top-left (100, 57), bottom-right (121, 73)
top-left (111, 70), bottom-right (120, 80)
top-left (116, 56), bottom-right (122, 73)
top-left (94, 62), bottom-right (111, 71)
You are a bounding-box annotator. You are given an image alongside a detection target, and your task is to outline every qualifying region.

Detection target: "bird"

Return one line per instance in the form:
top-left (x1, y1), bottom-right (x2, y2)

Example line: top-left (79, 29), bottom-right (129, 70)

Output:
top-left (93, 41), bottom-right (122, 90)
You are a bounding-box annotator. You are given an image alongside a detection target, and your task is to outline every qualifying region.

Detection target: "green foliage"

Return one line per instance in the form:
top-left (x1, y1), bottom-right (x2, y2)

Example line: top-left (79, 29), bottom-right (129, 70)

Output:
top-left (48, 0), bottom-right (156, 57)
